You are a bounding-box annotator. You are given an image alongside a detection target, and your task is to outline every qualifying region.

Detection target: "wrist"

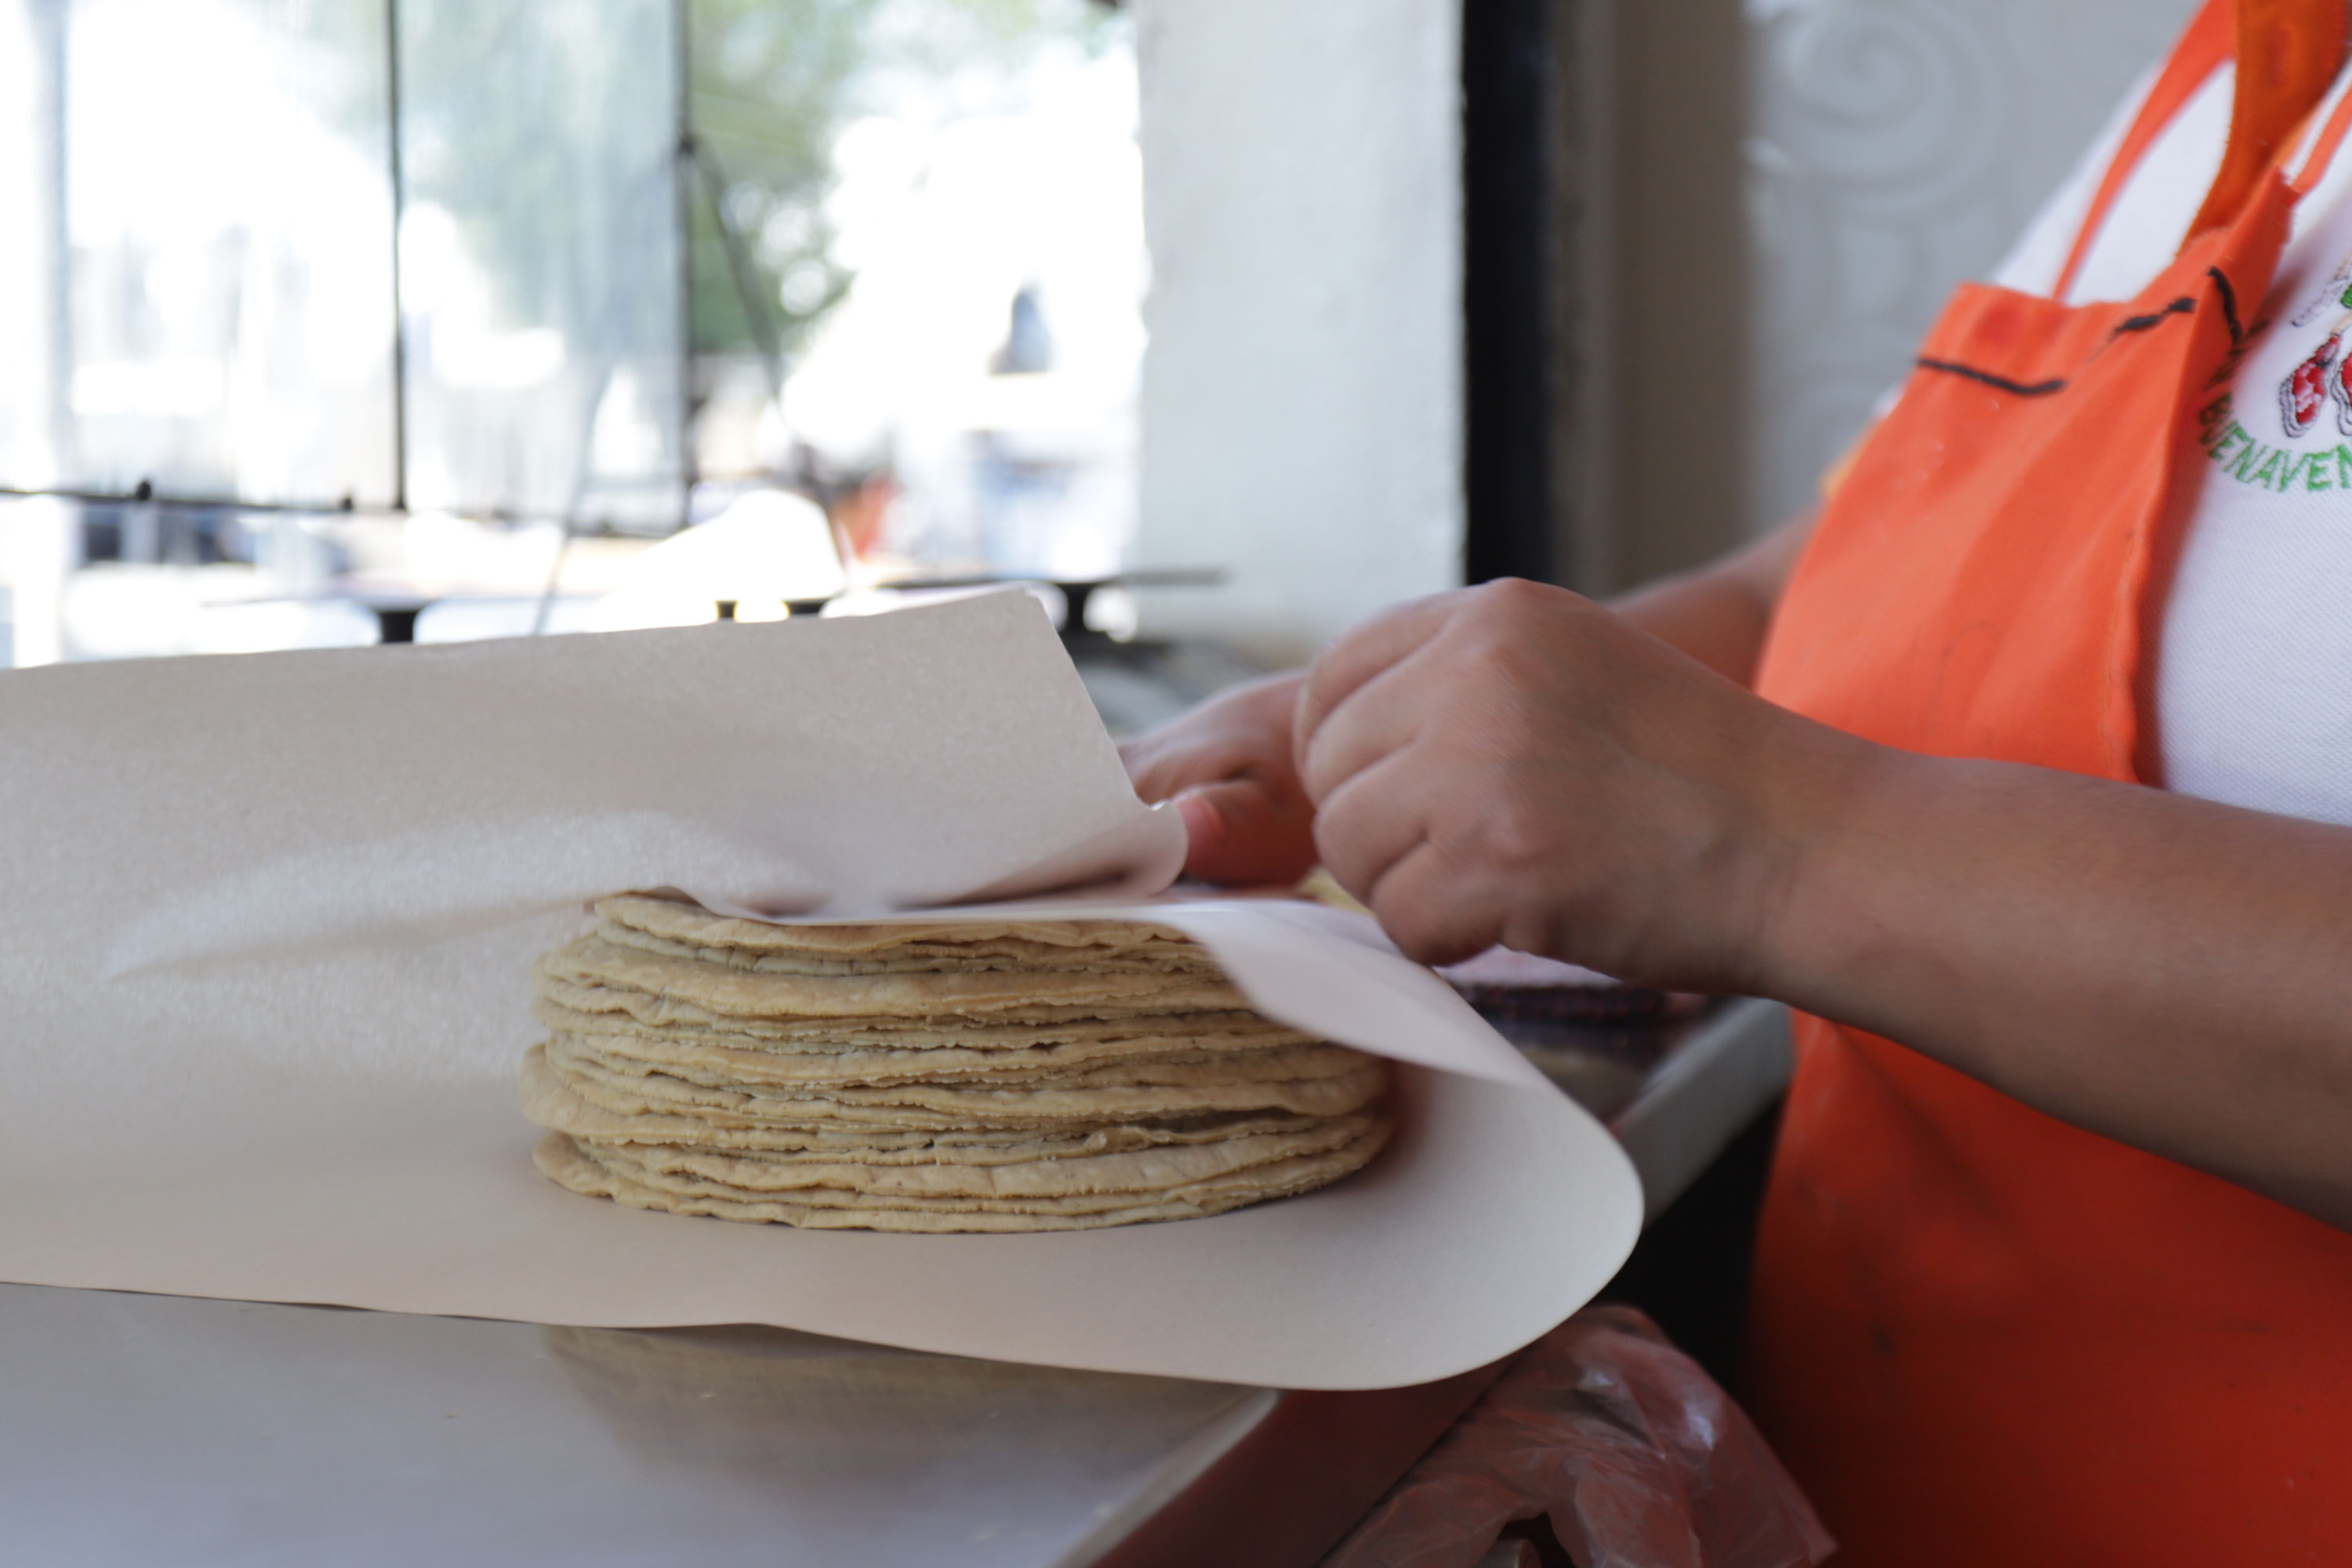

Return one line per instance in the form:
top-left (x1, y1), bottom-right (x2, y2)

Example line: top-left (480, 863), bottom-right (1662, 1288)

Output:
top-left (1737, 720), bottom-right (1922, 1012)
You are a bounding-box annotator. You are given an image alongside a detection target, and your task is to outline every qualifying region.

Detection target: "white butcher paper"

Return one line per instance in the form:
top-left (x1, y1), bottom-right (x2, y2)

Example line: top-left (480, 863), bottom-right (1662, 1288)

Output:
top-left (0, 589), bottom-right (1641, 1390)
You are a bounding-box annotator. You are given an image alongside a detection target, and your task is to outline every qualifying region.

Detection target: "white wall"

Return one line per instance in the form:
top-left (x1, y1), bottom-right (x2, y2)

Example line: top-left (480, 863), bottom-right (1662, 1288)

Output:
top-left (1131, 0), bottom-right (1462, 666)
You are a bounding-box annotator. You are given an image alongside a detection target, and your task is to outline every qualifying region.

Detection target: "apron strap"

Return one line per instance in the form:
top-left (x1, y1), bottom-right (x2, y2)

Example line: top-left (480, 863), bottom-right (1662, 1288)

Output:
top-left (2187, 0), bottom-right (2349, 233)
top-left (2054, 0), bottom-right (2234, 301)
top-left (2055, 0), bottom-right (2345, 301)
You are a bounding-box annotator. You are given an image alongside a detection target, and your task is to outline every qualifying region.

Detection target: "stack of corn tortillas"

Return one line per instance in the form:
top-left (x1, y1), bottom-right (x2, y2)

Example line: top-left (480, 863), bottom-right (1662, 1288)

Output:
top-left (521, 895), bottom-right (1394, 1232)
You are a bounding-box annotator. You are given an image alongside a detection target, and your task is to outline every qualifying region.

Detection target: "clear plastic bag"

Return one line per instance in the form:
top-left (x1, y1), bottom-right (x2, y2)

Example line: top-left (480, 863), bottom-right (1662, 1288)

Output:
top-left (1322, 1305), bottom-right (1834, 1568)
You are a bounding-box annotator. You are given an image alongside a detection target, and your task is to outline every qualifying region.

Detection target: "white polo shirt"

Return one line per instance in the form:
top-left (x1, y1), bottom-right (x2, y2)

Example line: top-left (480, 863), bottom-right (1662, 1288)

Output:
top-left (1987, 57), bottom-right (2352, 826)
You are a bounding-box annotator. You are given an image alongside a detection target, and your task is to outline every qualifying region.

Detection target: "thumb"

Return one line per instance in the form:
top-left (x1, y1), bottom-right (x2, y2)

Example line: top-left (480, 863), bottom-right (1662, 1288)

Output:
top-left (1175, 778), bottom-right (1319, 887)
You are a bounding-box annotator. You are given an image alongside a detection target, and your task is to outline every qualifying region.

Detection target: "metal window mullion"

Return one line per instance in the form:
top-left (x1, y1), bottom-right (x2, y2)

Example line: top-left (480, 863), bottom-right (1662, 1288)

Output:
top-left (674, 0), bottom-right (693, 529)
top-left (385, 0), bottom-right (408, 514)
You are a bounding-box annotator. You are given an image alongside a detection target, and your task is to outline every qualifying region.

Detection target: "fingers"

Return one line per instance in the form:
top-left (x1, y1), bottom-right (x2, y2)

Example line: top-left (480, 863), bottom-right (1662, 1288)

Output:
top-left (1311, 744), bottom-right (1521, 965)
top-left (1121, 671), bottom-right (1307, 805)
top-left (1175, 778), bottom-right (1319, 886)
top-left (1310, 745), bottom-right (1436, 902)
top-left (1293, 593), bottom-right (1462, 755)
top-left (1295, 591), bottom-right (1495, 953)
top-left (1360, 839), bottom-right (1507, 966)
top-left (1121, 724), bottom-right (1243, 804)
top-left (1295, 596), bottom-right (1483, 811)
top-left (1295, 652), bottom-right (1450, 807)
top-left (1115, 671), bottom-right (1320, 886)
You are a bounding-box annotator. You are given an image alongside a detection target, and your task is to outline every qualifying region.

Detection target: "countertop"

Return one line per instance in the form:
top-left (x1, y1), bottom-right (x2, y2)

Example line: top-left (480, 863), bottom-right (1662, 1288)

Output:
top-left (0, 998), bottom-right (1791, 1568)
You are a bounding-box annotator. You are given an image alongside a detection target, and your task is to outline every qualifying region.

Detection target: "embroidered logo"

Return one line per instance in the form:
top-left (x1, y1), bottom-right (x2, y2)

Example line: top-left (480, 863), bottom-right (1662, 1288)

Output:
top-left (2279, 332), bottom-right (2347, 437)
top-left (2204, 393), bottom-right (2352, 493)
top-left (2278, 262), bottom-right (2352, 438)
top-left (2291, 250), bottom-right (2352, 327)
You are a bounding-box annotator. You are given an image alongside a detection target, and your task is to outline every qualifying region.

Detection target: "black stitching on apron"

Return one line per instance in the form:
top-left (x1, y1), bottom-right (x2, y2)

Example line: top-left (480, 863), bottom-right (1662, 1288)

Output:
top-left (1914, 358), bottom-right (2068, 397)
top-left (2209, 266), bottom-right (2245, 345)
top-left (2112, 297), bottom-right (2198, 335)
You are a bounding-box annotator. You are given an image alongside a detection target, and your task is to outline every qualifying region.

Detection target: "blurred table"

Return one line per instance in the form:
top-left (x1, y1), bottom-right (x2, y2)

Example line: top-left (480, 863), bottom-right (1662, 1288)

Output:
top-left (0, 1000), bottom-right (1789, 1568)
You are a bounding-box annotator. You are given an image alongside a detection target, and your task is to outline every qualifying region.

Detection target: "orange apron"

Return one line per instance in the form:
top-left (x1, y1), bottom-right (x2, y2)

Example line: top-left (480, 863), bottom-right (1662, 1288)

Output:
top-left (1747, 2), bottom-right (2352, 1561)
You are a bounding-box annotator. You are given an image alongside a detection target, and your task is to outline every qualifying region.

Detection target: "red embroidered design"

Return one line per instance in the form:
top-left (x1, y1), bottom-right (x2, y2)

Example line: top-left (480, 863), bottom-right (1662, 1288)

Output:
top-left (2281, 334), bottom-right (2339, 436)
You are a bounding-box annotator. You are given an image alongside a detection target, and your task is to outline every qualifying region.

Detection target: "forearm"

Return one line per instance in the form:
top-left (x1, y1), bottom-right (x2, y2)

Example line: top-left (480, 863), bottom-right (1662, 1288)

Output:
top-left (1608, 565), bottom-right (1778, 686)
top-left (1764, 741), bottom-right (2352, 1225)
top-left (1606, 511), bottom-right (1816, 686)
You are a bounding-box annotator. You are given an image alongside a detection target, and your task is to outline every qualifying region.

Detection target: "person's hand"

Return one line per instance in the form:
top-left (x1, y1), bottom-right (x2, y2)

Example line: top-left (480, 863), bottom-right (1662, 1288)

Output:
top-left (1120, 671), bottom-right (1321, 885)
top-left (1294, 579), bottom-right (1869, 985)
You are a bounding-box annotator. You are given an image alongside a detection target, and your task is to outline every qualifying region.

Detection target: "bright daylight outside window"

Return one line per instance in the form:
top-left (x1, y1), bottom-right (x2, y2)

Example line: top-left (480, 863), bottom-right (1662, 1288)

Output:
top-left (0, 0), bottom-right (1140, 664)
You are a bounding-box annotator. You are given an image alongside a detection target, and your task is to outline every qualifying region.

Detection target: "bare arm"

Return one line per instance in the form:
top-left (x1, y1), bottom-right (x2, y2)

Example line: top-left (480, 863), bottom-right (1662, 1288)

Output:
top-left (1769, 747), bottom-right (2352, 1227)
top-left (1294, 579), bottom-right (2352, 1230)
top-left (1602, 511), bottom-right (1815, 684)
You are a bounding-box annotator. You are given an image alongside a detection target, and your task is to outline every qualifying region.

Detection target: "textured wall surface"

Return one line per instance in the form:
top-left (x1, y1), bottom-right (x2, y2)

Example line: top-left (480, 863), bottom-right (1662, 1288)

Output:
top-left (1131, 0), bottom-right (1463, 664)
top-left (1744, 0), bottom-right (2202, 531)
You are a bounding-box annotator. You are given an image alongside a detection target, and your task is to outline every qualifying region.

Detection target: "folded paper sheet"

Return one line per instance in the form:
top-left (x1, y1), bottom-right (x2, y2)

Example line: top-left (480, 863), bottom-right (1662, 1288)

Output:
top-left (0, 591), bottom-right (1639, 1390)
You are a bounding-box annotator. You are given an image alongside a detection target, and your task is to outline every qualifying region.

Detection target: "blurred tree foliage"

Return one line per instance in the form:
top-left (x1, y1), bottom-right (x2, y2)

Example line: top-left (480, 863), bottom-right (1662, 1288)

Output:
top-left (399, 0), bottom-right (677, 371)
top-left (686, 0), bottom-right (1121, 362)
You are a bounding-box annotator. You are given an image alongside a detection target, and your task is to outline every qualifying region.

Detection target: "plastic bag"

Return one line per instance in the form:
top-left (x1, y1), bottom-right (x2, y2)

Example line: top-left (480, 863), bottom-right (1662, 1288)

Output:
top-left (1321, 1305), bottom-right (1834, 1568)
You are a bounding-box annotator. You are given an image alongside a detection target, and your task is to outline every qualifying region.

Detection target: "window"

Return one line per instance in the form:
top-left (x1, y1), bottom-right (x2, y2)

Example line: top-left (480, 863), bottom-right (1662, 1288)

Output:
top-left (0, 0), bottom-right (1138, 662)
top-left (0, 0), bottom-right (683, 524)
